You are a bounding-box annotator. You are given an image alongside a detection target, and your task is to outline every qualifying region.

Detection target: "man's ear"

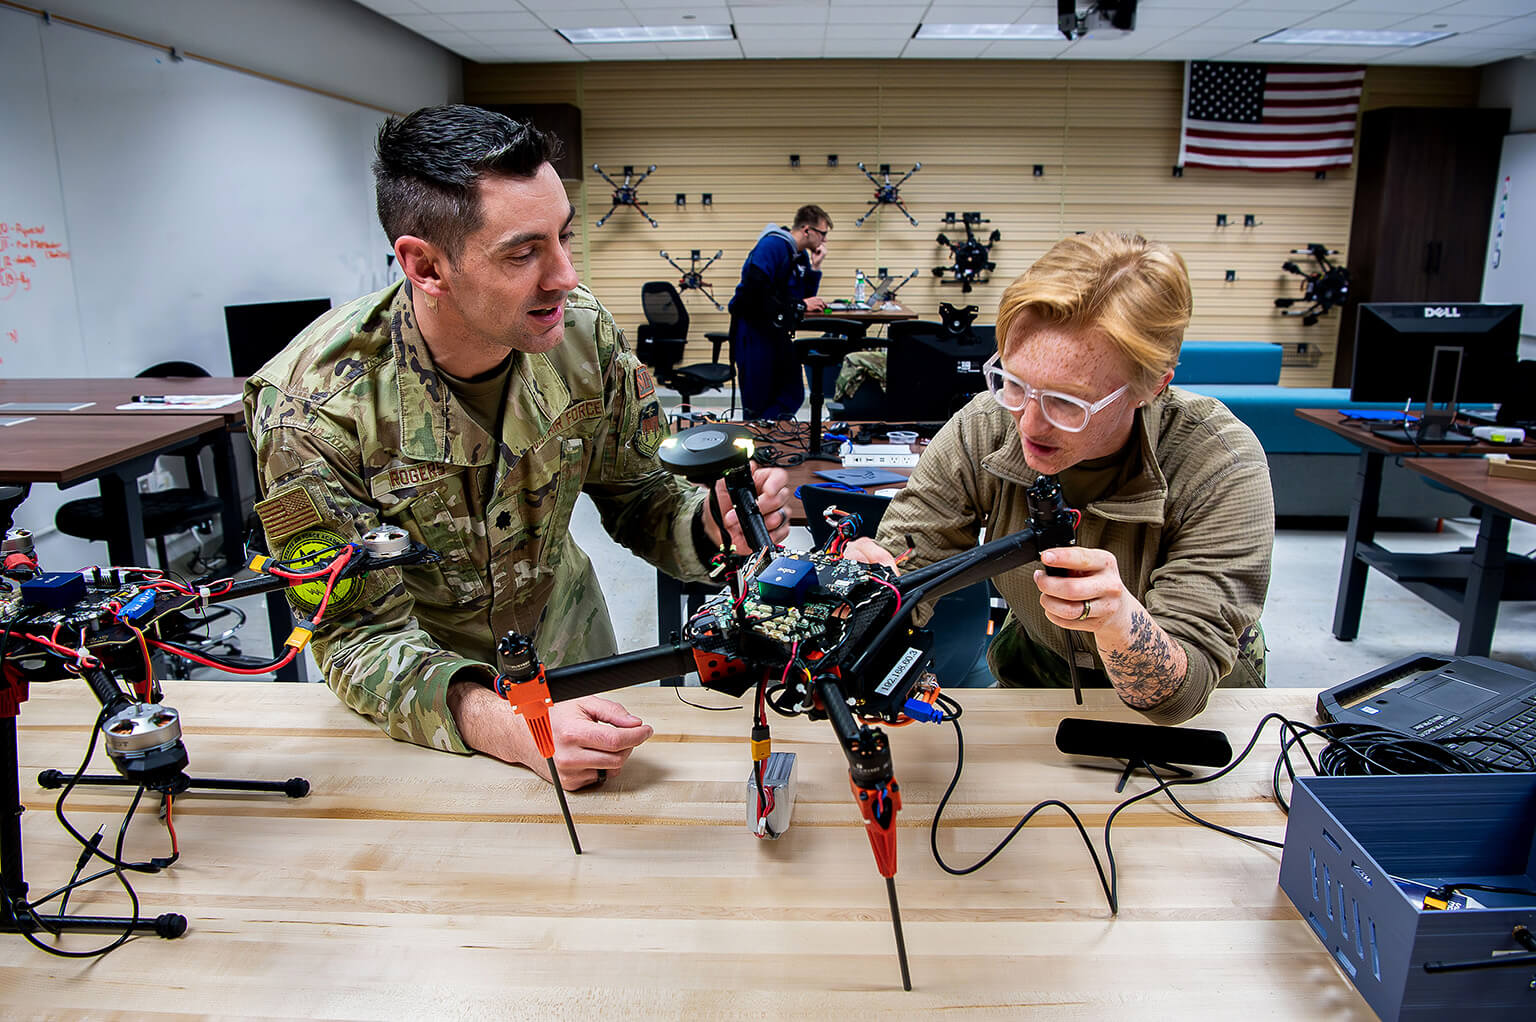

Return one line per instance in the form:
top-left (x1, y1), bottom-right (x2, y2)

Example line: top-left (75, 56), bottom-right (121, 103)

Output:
top-left (394, 236), bottom-right (448, 301)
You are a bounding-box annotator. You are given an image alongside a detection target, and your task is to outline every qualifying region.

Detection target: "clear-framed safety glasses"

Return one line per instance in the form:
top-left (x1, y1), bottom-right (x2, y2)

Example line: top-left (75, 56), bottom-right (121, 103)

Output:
top-left (982, 352), bottom-right (1130, 433)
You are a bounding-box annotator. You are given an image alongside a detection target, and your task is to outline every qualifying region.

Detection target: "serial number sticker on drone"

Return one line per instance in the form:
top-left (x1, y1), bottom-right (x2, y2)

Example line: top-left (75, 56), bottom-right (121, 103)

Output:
top-left (280, 528), bottom-right (364, 614)
top-left (875, 647), bottom-right (924, 696)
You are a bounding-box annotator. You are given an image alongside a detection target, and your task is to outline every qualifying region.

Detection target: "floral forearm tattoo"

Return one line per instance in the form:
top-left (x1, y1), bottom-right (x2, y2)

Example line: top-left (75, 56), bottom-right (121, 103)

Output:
top-left (1102, 609), bottom-right (1185, 709)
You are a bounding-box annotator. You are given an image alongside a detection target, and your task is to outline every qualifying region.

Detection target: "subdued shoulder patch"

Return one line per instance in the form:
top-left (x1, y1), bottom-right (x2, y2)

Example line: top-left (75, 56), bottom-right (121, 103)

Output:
top-left (255, 485), bottom-right (323, 545)
top-left (634, 366), bottom-right (656, 400)
top-left (633, 398), bottom-right (664, 459)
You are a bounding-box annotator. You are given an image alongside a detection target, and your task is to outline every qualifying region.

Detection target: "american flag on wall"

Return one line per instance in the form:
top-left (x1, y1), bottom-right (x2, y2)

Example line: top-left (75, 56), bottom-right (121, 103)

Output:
top-left (1177, 62), bottom-right (1364, 172)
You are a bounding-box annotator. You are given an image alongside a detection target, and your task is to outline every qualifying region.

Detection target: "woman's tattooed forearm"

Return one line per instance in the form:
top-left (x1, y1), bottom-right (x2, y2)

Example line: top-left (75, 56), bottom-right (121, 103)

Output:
top-left (1102, 609), bottom-right (1184, 709)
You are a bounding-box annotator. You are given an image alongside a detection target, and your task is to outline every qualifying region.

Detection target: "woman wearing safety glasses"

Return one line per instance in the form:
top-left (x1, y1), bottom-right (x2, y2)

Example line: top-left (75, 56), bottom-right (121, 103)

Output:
top-left (846, 232), bottom-right (1273, 724)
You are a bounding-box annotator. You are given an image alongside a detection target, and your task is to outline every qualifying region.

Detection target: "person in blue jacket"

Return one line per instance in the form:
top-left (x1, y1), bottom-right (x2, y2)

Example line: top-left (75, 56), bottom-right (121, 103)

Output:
top-left (728, 204), bottom-right (830, 420)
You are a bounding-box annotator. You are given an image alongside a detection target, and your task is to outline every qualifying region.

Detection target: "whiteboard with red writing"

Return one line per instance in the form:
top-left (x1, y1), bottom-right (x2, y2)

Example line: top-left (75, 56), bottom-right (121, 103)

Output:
top-left (0, 8), bottom-right (86, 374)
top-left (0, 7), bottom-right (393, 380)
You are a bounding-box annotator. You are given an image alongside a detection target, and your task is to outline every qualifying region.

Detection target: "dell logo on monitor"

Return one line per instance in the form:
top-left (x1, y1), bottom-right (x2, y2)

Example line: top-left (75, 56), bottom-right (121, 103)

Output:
top-left (1423, 306), bottom-right (1462, 318)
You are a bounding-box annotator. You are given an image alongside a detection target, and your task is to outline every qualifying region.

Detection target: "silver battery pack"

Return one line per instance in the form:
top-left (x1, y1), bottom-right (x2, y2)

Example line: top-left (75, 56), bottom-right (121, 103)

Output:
top-left (747, 751), bottom-right (797, 839)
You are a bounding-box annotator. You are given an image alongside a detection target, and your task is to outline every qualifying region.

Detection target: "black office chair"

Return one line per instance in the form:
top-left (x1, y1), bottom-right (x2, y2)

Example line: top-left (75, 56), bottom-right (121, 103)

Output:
top-left (797, 485), bottom-right (995, 686)
top-left (794, 317), bottom-right (874, 461)
top-left (636, 281), bottom-right (734, 414)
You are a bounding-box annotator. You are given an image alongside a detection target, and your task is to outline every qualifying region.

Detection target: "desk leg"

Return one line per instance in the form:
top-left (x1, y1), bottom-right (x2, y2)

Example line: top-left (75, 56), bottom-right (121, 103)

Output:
top-left (1332, 449), bottom-right (1383, 642)
top-left (657, 570), bottom-right (683, 686)
top-left (210, 430), bottom-right (245, 571)
top-left (1455, 509), bottom-right (1511, 658)
top-left (96, 472), bottom-right (149, 568)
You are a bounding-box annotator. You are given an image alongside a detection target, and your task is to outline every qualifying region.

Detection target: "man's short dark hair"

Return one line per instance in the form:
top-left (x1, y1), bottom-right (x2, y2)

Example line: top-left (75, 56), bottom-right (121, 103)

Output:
top-left (793, 204), bottom-right (833, 231)
top-left (374, 104), bottom-right (563, 264)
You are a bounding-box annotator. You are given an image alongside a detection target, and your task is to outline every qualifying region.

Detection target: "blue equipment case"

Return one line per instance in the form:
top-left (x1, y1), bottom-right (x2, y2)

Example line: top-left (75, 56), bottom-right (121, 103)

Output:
top-left (1278, 774), bottom-right (1536, 1020)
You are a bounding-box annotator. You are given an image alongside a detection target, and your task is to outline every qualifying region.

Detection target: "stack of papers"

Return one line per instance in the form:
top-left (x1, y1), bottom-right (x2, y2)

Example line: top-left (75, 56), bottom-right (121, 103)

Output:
top-left (116, 394), bottom-right (242, 411)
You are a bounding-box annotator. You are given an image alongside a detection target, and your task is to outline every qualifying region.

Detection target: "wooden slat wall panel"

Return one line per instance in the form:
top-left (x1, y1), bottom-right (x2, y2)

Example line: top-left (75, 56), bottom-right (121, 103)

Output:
top-left (467, 60), bottom-right (1486, 387)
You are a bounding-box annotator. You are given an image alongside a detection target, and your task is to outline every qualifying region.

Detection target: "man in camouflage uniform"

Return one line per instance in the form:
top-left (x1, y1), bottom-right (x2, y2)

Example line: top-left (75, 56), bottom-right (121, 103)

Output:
top-left (244, 106), bottom-right (791, 790)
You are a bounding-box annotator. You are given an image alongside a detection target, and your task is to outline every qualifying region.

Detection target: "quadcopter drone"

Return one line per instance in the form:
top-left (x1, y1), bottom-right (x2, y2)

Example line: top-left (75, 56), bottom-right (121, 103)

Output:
top-left (854, 162), bottom-right (922, 227)
top-left (933, 212), bottom-right (1001, 293)
top-left (592, 163), bottom-right (658, 228)
top-left (491, 425), bottom-right (1080, 990)
top-left (0, 479), bottom-right (436, 952)
top-left (1274, 243), bottom-right (1350, 327)
top-left (659, 248), bottom-right (726, 311)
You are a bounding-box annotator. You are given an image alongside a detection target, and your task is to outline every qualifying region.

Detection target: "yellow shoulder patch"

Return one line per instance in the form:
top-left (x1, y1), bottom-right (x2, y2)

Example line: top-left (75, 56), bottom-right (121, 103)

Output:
top-left (279, 528), bottom-right (365, 615)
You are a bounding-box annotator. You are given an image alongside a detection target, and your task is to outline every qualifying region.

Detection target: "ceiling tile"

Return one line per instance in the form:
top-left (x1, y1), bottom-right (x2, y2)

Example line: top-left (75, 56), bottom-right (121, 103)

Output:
top-left (412, 0), bottom-right (534, 12)
top-left (651, 39), bottom-right (749, 56)
top-left (977, 38), bottom-right (1075, 56)
top-left (539, 11), bottom-right (643, 27)
top-left (1438, 0), bottom-right (1536, 15)
top-left (1331, 0), bottom-right (1452, 12)
top-left (440, 11), bottom-right (546, 30)
top-left (353, 0), bottom-right (429, 14)
top-left (1390, 13), bottom-right (1511, 32)
top-left (730, 4), bottom-right (830, 24)
top-left (623, 6), bottom-right (734, 22)
top-left (1293, 11), bottom-right (1417, 30)
top-left (828, 5), bottom-right (925, 24)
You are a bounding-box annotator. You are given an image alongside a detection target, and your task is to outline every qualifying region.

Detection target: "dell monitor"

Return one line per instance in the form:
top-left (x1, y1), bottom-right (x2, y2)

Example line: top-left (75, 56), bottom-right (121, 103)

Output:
top-left (1349, 302), bottom-right (1522, 443)
top-left (224, 298), bottom-right (333, 377)
top-left (885, 323), bottom-right (997, 422)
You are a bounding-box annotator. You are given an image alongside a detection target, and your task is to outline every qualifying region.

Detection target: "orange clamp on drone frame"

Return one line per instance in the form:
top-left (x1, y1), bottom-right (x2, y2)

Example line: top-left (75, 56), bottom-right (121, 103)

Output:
top-left (496, 665), bottom-right (556, 760)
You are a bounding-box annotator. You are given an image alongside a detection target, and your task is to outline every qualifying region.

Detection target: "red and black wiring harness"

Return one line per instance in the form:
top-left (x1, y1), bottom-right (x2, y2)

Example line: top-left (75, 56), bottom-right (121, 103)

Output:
top-left (146, 542), bottom-right (358, 676)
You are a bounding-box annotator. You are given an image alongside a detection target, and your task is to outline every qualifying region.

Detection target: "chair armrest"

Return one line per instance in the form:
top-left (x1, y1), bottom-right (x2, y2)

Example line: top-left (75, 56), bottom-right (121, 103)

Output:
top-left (704, 331), bottom-right (729, 363)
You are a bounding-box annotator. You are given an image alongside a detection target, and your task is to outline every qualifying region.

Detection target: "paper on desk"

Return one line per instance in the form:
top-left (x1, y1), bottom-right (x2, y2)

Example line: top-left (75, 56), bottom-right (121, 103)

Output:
top-left (0, 416), bottom-right (37, 427)
top-left (115, 394), bottom-right (242, 411)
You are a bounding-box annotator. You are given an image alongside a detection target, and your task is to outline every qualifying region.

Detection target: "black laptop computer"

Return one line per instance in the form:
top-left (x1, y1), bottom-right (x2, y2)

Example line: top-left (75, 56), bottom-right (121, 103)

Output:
top-left (1318, 654), bottom-right (1536, 770)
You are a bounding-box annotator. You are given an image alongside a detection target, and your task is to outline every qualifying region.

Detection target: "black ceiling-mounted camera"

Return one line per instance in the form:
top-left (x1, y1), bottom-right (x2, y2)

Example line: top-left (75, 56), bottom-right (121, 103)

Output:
top-left (1058, 0), bottom-right (1137, 40)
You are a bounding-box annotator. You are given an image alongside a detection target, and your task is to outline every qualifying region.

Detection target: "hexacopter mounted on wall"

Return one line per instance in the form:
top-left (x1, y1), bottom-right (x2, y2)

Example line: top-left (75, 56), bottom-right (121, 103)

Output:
top-left (1274, 243), bottom-right (1350, 327)
top-left (592, 164), bottom-right (659, 228)
top-left (932, 212), bottom-right (1001, 293)
top-left (853, 162), bottom-right (923, 227)
top-left (660, 248), bottom-right (727, 311)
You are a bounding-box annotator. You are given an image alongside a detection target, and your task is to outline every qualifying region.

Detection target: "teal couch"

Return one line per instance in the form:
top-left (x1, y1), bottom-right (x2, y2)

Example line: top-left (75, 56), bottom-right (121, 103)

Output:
top-left (1174, 342), bottom-right (1472, 519)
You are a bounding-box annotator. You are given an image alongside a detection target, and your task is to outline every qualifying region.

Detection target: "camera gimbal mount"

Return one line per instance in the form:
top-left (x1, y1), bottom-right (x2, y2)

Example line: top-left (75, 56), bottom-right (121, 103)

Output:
top-left (485, 426), bottom-right (1079, 990)
top-left (933, 212), bottom-right (1001, 293)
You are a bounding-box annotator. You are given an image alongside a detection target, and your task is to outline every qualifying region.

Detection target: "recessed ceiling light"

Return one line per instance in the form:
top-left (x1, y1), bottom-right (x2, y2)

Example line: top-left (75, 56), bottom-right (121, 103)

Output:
top-left (914, 23), bottom-right (1063, 41)
top-left (559, 24), bottom-right (734, 44)
top-left (1257, 28), bottom-right (1456, 47)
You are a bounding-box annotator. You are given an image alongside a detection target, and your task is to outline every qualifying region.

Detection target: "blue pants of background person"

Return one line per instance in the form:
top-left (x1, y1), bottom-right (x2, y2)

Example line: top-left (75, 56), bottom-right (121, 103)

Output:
top-left (737, 335), bottom-right (804, 420)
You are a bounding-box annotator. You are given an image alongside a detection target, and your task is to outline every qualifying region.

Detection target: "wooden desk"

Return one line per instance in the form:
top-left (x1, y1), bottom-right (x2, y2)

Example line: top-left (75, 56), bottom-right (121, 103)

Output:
top-left (0, 412), bottom-right (226, 567)
top-left (820, 300), bottom-right (917, 323)
top-left (5, 682), bottom-right (1371, 1019)
top-left (0, 376), bottom-right (247, 425)
top-left (1403, 456), bottom-right (1536, 655)
top-left (1294, 408), bottom-right (1536, 652)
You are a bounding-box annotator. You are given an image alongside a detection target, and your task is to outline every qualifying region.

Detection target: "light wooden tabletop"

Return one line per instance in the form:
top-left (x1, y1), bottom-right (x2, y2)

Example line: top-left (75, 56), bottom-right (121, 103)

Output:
top-left (6, 682), bottom-right (1372, 1019)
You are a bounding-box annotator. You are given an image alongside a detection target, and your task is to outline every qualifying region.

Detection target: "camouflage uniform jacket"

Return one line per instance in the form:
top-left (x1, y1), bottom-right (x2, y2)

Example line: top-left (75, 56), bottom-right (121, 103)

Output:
top-left (873, 386), bottom-right (1274, 725)
top-left (244, 280), bottom-right (711, 753)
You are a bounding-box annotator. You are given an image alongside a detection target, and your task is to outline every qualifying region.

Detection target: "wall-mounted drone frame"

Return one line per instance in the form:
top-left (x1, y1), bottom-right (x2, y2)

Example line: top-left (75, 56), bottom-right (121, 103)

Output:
top-left (933, 212), bottom-right (1001, 293)
top-left (592, 164), bottom-right (658, 228)
top-left (1274, 243), bottom-right (1349, 327)
top-left (660, 248), bottom-right (726, 311)
top-left (854, 162), bottom-right (922, 227)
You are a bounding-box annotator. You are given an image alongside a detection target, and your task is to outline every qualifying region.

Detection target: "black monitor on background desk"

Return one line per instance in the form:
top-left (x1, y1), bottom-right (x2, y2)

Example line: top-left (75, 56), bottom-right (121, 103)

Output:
top-left (1349, 303), bottom-right (1522, 442)
top-left (886, 322), bottom-right (997, 421)
top-left (224, 298), bottom-right (333, 377)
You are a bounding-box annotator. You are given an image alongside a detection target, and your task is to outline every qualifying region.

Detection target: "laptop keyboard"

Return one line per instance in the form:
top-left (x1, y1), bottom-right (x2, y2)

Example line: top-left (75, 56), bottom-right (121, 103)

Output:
top-left (1437, 696), bottom-right (1536, 769)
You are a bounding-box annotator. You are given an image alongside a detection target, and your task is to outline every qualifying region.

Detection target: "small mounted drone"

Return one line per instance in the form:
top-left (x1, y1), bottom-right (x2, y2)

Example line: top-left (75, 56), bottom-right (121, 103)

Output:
top-left (660, 248), bottom-right (726, 311)
top-left (1274, 243), bottom-right (1350, 327)
top-left (592, 163), bottom-right (658, 228)
top-left (867, 267), bottom-right (921, 304)
top-left (854, 162), bottom-right (922, 227)
top-left (933, 212), bottom-right (1001, 293)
